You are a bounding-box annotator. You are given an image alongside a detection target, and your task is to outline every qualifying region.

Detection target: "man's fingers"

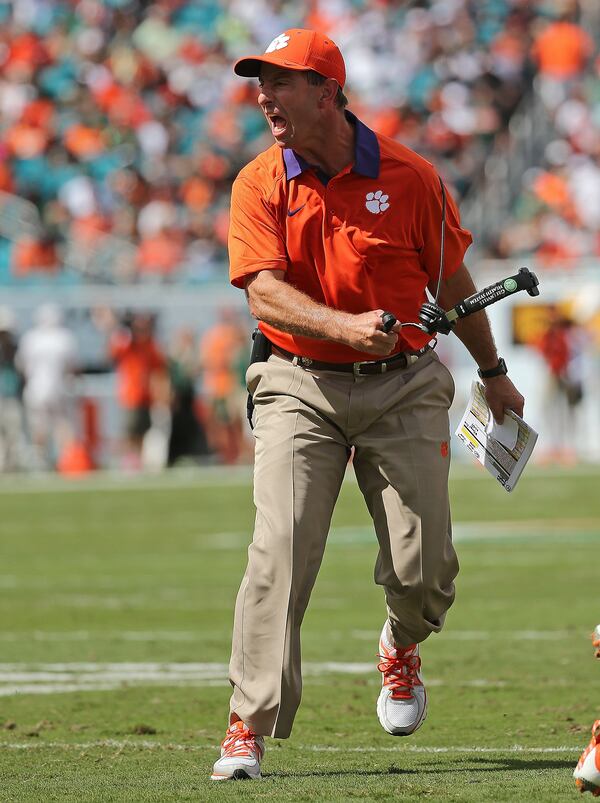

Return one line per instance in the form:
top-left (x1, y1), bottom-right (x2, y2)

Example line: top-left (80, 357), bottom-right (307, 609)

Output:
top-left (364, 330), bottom-right (398, 356)
top-left (490, 404), bottom-right (505, 425)
top-left (483, 378), bottom-right (524, 424)
top-left (377, 331), bottom-right (398, 348)
top-left (346, 311), bottom-right (401, 353)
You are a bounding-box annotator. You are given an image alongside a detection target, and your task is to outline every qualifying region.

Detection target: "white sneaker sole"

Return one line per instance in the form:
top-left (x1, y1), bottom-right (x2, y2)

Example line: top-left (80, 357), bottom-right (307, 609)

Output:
top-left (210, 767), bottom-right (261, 781)
top-left (376, 686), bottom-right (427, 736)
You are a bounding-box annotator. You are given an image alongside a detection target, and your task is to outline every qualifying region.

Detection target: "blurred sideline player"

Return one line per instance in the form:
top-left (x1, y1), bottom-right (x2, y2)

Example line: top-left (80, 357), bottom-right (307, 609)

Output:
top-left (574, 625), bottom-right (600, 796)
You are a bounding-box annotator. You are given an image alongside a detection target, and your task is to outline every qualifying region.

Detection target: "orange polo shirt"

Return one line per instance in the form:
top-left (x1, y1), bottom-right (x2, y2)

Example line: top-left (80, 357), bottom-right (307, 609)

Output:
top-left (228, 111), bottom-right (472, 362)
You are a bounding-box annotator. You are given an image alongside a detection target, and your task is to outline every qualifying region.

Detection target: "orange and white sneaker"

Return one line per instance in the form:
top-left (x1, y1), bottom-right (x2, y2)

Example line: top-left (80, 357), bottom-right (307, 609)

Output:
top-left (376, 622), bottom-right (427, 736)
top-left (574, 720), bottom-right (600, 796)
top-left (593, 625), bottom-right (600, 660)
top-left (211, 720), bottom-right (265, 781)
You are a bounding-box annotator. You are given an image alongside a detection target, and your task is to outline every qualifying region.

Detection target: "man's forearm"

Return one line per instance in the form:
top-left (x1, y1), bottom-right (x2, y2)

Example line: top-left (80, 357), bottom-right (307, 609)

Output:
top-left (244, 270), bottom-right (399, 357)
top-left (246, 270), bottom-right (349, 341)
top-left (436, 264), bottom-right (500, 370)
top-left (451, 311), bottom-right (500, 371)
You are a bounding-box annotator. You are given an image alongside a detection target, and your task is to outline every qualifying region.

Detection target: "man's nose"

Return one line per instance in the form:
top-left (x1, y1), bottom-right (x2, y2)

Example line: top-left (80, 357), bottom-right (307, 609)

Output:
top-left (258, 86), bottom-right (272, 106)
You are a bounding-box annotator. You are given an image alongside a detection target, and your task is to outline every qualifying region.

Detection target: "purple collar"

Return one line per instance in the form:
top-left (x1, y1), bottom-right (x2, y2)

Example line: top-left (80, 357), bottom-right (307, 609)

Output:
top-left (283, 111), bottom-right (380, 180)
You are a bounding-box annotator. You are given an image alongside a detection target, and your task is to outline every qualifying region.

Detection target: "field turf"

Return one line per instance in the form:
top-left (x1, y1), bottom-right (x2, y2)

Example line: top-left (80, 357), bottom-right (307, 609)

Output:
top-left (0, 464), bottom-right (598, 801)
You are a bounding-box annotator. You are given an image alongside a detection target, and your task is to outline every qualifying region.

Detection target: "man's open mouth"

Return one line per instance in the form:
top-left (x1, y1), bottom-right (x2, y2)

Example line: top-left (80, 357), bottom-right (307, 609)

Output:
top-left (268, 114), bottom-right (288, 136)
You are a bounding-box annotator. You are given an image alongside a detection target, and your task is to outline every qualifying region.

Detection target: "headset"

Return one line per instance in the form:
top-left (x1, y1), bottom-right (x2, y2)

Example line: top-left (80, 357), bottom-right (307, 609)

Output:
top-left (380, 177), bottom-right (540, 336)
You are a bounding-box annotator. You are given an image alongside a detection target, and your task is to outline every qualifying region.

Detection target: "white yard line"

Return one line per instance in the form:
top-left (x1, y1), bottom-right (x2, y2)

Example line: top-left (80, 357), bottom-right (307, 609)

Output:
top-left (0, 661), bottom-right (537, 696)
top-left (0, 631), bottom-right (202, 642)
top-left (0, 628), bottom-right (583, 643)
top-left (0, 739), bottom-right (579, 754)
top-left (200, 521), bottom-right (600, 551)
top-left (302, 744), bottom-right (579, 754)
top-left (351, 629), bottom-right (575, 641)
top-left (0, 681), bottom-right (229, 696)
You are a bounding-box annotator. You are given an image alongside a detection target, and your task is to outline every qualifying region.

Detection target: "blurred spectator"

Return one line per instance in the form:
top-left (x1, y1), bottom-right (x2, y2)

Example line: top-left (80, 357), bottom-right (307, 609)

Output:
top-left (531, 8), bottom-right (593, 109)
top-left (104, 310), bottom-right (168, 469)
top-left (0, 306), bottom-right (25, 471)
top-left (199, 308), bottom-right (249, 464)
top-left (533, 306), bottom-right (585, 463)
top-left (15, 303), bottom-right (79, 470)
top-left (12, 233), bottom-right (61, 276)
top-left (167, 326), bottom-right (211, 465)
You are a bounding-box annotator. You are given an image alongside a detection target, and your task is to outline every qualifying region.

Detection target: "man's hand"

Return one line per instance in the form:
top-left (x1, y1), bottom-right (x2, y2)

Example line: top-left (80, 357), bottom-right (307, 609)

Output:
top-left (341, 310), bottom-right (399, 356)
top-left (482, 375), bottom-right (524, 424)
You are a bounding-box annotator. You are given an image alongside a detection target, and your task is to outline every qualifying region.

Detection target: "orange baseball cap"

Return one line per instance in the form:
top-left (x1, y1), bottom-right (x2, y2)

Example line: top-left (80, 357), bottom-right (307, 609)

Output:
top-left (234, 29), bottom-right (346, 89)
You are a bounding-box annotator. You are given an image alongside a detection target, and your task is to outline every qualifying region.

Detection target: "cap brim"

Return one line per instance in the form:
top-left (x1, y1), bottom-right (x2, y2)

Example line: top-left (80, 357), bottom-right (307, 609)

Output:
top-left (234, 55), bottom-right (311, 78)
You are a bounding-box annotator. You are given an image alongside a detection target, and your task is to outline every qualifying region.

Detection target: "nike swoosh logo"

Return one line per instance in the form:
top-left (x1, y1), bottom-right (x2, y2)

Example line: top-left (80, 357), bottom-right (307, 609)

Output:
top-left (287, 205), bottom-right (305, 217)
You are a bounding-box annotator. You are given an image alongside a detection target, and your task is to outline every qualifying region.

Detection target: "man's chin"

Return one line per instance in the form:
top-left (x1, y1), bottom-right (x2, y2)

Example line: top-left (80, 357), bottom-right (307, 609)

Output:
top-left (272, 132), bottom-right (292, 148)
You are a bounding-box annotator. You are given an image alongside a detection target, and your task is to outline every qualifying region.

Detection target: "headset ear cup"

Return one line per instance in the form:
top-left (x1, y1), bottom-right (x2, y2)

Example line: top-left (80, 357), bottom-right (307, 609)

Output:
top-left (419, 302), bottom-right (453, 335)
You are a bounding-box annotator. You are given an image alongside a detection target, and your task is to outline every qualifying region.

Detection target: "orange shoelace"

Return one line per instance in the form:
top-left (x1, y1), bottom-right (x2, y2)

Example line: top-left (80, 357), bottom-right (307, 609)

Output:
top-left (377, 648), bottom-right (422, 700)
top-left (576, 721), bottom-right (600, 769)
top-left (221, 723), bottom-right (261, 758)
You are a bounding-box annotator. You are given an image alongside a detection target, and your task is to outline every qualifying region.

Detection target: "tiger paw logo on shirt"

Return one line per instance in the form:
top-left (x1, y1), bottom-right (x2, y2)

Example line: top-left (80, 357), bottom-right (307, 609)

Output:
top-left (366, 190), bottom-right (390, 214)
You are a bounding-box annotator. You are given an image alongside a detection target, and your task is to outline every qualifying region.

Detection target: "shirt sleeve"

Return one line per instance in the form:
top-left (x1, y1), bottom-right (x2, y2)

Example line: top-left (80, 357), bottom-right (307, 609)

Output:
top-left (418, 171), bottom-right (472, 285)
top-left (228, 176), bottom-right (288, 289)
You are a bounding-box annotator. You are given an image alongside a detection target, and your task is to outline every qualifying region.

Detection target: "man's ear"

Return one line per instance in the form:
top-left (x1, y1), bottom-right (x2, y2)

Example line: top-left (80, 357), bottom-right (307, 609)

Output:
top-left (319, 78), bottom-right (338, 106)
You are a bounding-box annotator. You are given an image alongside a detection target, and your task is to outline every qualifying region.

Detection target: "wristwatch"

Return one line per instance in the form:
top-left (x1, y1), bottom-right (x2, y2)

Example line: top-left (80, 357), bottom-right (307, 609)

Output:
top-left (477, 358), bottom-right (508, 379)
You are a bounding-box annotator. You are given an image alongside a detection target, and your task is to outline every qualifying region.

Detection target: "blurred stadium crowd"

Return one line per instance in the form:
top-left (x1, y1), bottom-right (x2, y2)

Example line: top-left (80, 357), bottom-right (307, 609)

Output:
top-left (0, 0), bottom-right (598, 285)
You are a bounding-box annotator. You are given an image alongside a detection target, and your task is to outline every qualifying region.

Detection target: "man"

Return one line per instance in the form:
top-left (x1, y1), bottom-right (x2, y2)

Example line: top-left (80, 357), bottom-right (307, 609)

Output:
top-left (212, 29), bottom-right (524, 781)
top-left (107, 311), bottom-right (167, 470)
top-left (16, 304), bottom-right (78, 470)
top-left (198, 307), bottom-right (249, 463)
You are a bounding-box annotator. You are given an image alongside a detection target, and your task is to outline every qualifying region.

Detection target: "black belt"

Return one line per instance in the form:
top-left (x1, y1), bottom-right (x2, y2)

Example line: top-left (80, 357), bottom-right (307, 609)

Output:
top-left (272, 345), bottom-right (430, 376)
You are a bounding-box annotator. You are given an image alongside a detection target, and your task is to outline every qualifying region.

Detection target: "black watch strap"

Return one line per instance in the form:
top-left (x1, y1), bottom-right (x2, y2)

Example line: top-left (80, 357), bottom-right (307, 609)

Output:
top-left (477, 357), bottom-right (508, 379)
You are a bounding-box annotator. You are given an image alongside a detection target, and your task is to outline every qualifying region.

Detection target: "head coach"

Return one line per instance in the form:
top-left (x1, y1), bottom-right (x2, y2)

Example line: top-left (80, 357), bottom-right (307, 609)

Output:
top-left (211, 28), bottom-right (525, 781)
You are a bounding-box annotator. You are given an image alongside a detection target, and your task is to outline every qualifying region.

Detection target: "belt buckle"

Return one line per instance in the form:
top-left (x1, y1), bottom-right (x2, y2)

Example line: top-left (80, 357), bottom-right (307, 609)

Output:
top-left (353, 360), bottom-right (386, 376)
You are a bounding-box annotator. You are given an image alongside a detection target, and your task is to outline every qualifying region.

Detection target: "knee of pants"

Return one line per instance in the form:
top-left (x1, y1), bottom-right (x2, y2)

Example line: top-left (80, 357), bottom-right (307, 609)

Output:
top-left (376, 542), bottom-right (459, 607)
top-left (245, 541), bottom-right (289, 598)
top-left (384, 576), bottom-right (456, 620)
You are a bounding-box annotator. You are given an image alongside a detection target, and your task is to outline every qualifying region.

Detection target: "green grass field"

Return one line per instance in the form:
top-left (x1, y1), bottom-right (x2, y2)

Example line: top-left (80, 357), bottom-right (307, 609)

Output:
top-left (0, 464), bottom-right (598, 802)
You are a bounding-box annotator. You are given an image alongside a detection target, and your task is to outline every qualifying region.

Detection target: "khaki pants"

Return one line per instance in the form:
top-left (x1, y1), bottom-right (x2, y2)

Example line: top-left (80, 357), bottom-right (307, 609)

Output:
top-left (229, 350), bottom-right (458, 738)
